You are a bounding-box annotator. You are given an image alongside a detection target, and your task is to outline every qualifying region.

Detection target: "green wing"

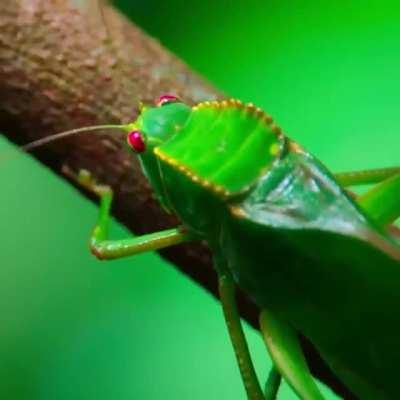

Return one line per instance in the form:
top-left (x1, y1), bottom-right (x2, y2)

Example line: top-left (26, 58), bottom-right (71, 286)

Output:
top-left (224, 142), bottom-right (400, 399)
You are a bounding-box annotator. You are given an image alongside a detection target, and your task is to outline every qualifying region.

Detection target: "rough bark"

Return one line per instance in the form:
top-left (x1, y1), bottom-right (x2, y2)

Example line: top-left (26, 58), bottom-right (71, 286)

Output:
top-left (0, 1), bottom-right (354, 398)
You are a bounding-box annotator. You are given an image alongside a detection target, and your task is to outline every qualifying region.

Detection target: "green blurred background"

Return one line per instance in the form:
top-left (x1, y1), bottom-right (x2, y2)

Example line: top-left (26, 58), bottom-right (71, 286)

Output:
top-left (1, 1), bottom-right (400, 398)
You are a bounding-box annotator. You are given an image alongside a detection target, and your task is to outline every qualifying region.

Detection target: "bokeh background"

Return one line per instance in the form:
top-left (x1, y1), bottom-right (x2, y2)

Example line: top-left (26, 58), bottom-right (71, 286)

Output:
top-left (1, 0), bottom-right (400, 398)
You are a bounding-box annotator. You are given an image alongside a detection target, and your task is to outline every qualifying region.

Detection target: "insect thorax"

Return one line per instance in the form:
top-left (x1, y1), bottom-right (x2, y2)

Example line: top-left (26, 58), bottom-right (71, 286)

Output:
top-left (148, 99), bottom-right (286, 238)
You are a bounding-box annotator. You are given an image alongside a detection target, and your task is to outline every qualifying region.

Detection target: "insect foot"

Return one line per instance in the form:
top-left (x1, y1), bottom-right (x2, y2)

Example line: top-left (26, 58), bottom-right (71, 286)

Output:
top-left (62, 165), bottom-right (112, 198)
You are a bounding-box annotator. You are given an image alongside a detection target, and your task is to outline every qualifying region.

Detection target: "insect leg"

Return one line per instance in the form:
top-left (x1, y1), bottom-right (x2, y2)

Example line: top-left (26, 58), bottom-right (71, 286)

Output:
top-left (75, 170), bottom-right (191, 260)
top-left (216, 264), bottom-right (265, 400)
top-left (264, 367), bottom-right (281, 400)
top-left (357, 172), bottom-right (400, 227)
top-left (259, 309), bottom-right (325, 400)
top-left (335, 166), bottom-right (400, 187)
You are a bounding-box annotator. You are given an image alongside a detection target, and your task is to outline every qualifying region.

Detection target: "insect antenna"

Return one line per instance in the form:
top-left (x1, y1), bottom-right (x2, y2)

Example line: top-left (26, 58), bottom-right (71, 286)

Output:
top-left (0, 124), bottom-right (129, 165)
top-left (97, 0), bottom-right (112, 45)
top-left (21, 124), bottom-right (127, 153)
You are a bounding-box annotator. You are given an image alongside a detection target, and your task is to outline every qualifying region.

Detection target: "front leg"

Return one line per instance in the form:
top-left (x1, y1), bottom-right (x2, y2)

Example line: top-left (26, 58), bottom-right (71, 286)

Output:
top-left (74, 169), bottom-right (192, 260)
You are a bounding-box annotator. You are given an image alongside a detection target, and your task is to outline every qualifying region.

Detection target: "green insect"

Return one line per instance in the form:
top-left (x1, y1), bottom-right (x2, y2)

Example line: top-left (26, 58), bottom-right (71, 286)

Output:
top-left (32, 93), bottom-right (399, 400)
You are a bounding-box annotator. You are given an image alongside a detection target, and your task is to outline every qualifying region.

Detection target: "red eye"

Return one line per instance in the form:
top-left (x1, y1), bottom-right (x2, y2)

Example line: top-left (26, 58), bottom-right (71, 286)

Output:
top-left (156, 94), bottom-right (180, 107)
top-left (127, 130), bottom-right (146, 153)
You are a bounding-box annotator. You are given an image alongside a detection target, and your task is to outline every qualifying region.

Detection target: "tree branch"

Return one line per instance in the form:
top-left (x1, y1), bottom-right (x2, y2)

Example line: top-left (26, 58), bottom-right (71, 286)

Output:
top-left (0, 1), bottom-right (354, 398)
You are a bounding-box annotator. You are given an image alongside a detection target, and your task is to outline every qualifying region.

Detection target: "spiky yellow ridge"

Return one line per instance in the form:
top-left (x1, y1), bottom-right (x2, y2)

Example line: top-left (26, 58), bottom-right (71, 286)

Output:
top-left (154, 98), bottom-right (285, 198)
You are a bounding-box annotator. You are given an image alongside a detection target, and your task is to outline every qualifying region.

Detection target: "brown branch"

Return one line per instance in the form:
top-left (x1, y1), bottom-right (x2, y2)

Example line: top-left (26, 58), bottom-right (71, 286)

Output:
top-left (0, 1), bottom-right (354, 398)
